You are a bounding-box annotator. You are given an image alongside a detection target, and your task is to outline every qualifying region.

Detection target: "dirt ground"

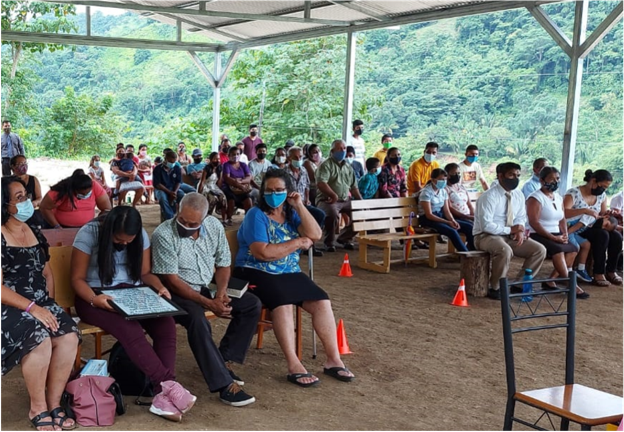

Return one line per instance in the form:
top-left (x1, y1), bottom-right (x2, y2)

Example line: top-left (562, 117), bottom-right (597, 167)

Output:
top-left (1, 188), bottom-right (623, 430)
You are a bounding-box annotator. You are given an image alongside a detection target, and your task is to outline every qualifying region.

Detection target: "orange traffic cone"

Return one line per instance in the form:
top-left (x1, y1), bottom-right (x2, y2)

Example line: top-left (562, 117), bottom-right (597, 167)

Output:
top-left (338, 253), bottom-right (353, 277)
top-left (336, 319), bottom-right (352, 354)
top-left (450, 278), bottom-right (469, 307)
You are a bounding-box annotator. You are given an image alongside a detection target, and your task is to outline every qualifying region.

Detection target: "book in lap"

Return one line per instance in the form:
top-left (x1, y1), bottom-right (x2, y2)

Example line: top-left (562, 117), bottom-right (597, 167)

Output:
top-left (209, 276), bottom-right (249, 298)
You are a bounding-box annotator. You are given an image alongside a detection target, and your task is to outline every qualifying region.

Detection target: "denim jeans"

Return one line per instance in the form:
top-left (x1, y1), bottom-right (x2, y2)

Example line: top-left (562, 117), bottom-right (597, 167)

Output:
top-left (420, 211), bottom-right (474, 252)
top-left (155, 188), bottom-right (185, 220)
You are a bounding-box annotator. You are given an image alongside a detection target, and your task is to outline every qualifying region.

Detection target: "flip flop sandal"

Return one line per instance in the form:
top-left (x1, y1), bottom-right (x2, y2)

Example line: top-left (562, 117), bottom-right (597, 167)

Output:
top-left (30, 411), bottom-right (56, 431)
top-left (593, 278), bottom-right (611, 287)
top-left (286, 373), bottom-right (319, 388)
top-left (323, 367), bottom-right (355, 383)
top-left (49, 408), bottom-right (75, 431)
top-left (607, 274), bottom-right (623, 285)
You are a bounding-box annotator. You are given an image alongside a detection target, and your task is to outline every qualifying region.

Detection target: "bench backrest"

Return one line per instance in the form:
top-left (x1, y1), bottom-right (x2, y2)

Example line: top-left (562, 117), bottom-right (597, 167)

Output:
top-left (42, 227), bottom-right (81, 247)
top-left (351, 197), bottom-right (418, 233)
top-left (225, 228), bottom-right (239, 268)
top-left (49, 246), bottom-right (75, 310)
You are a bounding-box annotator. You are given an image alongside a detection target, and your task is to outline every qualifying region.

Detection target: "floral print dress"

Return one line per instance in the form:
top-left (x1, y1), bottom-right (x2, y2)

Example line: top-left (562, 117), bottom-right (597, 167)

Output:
top-left (1, 226), bottom-right (79, 375)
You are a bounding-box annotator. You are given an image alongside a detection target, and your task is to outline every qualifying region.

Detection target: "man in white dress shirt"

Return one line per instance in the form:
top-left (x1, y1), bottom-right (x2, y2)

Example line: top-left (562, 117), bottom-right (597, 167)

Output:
top-left (473, 162), bottom-right (547, 300)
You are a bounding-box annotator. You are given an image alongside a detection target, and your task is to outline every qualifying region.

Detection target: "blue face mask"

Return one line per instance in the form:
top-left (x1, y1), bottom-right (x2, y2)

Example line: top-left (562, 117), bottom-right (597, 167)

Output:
top-left (166, 161), bottom-right (176, 169)
top-left (375, 167), bottom-right (382, 176)
top-left (424, 153), bottom-right (436, 163)
top-left (332, 150), bottom-right (346, 162)
top-left (10, 199), bottom-right (34, 222)
top-left (291, 160), bottom-right (303, 169)
top-left (436, 180), bottom-right (447, 189)
top-left (76, 190), bottom-right (92, 200)
top-left (466, 156), bottom-right (478, 164)
top-left (264, 191), bottom-right (288, 209)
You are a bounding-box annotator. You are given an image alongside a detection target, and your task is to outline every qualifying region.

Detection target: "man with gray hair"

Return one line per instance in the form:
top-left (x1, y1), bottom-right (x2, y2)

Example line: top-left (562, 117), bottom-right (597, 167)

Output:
top-left (152, 192), bottom-right (261, 407)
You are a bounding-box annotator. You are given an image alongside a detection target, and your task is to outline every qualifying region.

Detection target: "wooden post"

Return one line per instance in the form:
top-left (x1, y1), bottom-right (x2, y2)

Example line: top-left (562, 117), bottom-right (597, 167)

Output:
top-left (458, 251), bottom-right (490, 297)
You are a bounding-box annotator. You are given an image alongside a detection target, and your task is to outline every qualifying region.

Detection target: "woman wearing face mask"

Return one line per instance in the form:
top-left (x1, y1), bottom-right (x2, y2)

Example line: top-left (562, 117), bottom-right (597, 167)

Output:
top-left (564, 169), bottom-right (622, 286)
top-left (444, 163), bottom-right (474, 221)
top-left (418, 168), bottom-right (474, 252)
top-left (378, 147), bottom-right (407, 198)
top-left (303, 144), bottom-right (324, 206)
top-left (138, 144), bottom-right (151, 164)
top-left (198, 152), bottom-right (227, 225)
top-left (234, 169), bottom-right (355, 388)
top-left (10, 155), bottom-right (44, 228)
top-left (527, 167), bottom-right (588, 298)
top-left (1, 176), bottom-right (80, 431)
top-left (177, 142), bottom-right (191, 167)
top-left (222, 146), bottom-right (253, 226)
top-left (71, 206), bottom-right (196, 422)
top-left (88, 155), bottom-right (113, 203)
top-left (219, 139), bottom-right (231, 165)
top-left (110, 148), bottom-right (145, 207)
top-left (40, 171), bottom-right (111, 229)
top-left (271, 147), bottom-right (288, 170)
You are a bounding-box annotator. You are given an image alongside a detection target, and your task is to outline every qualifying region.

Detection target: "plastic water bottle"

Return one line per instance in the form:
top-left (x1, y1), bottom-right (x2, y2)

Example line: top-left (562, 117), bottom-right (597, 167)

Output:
top-left (521, 269), bottom-right (533, 302)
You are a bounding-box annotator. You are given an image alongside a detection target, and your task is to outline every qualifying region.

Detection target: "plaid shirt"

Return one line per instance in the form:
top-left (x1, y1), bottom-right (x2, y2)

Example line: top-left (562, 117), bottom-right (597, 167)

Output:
top-left (379, 163), bottom-right (407, 197)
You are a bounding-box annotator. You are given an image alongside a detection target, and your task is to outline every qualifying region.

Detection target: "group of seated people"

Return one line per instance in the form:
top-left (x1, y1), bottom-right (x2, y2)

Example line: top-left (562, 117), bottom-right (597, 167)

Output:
top-left (1, 167), bottom-right (355, 428)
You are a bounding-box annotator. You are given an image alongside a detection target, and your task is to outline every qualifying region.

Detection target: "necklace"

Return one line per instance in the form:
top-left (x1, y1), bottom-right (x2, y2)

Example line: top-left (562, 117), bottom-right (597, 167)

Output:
top-left (3, 223), bottom-right (30, 247)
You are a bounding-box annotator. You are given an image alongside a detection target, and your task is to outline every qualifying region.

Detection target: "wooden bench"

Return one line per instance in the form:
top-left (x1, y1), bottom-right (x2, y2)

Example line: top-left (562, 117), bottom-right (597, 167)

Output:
top-left (352, 197), bottom-right (438, 273)
top-left (42, 227), bottom-right (81, 247)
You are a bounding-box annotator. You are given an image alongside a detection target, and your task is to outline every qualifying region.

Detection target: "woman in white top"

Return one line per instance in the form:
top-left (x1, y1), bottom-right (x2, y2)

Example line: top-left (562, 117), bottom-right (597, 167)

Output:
top-left (88, 155), bottom-right (112, 205)
top-left (444, 163), bottom-right (474, 221)
top-left (527, 166), bottom-right (588, 299)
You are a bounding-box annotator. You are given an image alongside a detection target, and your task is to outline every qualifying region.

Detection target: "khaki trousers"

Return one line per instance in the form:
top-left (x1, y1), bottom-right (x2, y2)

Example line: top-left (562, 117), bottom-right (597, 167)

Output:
top-left (475, 233), bottom-right (547, 290)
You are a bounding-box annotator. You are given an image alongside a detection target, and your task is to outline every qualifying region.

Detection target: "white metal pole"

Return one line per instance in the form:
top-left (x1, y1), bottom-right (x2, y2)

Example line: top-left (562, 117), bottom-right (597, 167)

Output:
top-left (212, 52), bottom-right (222, 153)
top-left (342, 31), bottom-right (356, 141)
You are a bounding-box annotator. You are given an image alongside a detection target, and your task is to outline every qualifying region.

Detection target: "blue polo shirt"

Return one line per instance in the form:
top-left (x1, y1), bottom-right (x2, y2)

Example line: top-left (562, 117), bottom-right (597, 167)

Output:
top-left (153, 164), bottom-right (182, 190)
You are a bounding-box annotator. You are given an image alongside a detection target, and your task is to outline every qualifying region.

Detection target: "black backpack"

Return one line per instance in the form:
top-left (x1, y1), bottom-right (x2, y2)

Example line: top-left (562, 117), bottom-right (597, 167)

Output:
top-left (108, 342), bottom-right (154, 404)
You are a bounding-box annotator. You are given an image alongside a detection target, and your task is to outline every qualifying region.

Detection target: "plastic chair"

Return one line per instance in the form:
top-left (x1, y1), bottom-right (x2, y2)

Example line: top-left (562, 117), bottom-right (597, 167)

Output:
top-left (500, 272), bottom-right (623, 430)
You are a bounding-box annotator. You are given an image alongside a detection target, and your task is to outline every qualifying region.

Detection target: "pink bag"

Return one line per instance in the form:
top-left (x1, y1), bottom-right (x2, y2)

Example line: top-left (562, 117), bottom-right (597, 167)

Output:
top-left (65, 376), bottom-right (117, 427)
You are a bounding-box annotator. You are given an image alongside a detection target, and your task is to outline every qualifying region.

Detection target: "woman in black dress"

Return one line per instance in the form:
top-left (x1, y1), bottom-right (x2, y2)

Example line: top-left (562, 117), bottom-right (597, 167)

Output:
top-left (10, 154), bottom-right (44, 228)
top-left (234, 169), bottom-right (355, 387)
top-left (1, 176), bottom-right (80, 431)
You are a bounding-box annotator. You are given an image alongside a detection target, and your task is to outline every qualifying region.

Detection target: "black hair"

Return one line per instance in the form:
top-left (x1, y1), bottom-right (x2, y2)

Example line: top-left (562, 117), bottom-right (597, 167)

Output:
top-left (1, 176), bottom-right (26, 225)
top-left (255, 143), bottom-right (267, 152)
top-left (96, 206), bottom-right (143, 286)
top-left (257, 169), bottom-right (295, 222)
top-left (2, 120), bottom-right (10, 125)
top-left (365, 157), bottom-right (380, 171)
top-left (249, 124), bottom-right (258, 129)
top-left (346, 146), bottom-right (356, 155)
top-left (594, 216), bottom-right (618, 231)
top-left (50, 171), bottom-right (93, 210)
top-left (10, 154), bottom-right (26, 166)
top-left (138, 144), bottom-right (147, 150)
top-left (381, 134), bottom-right (393, 143)
top-left (465, 145), bottom-right (479, 152)
top-left (205, 152), bottom-right (222, 177)
top-left (285, 139), bottom-right (295, 147)
top-left (425, 141), bottom-right (439, 150)
top-left (178, 141), bottom-right (185, 146)
top-left (307, 144), bottom-right (320, 156)
top-left (584, 169), bottom-right (612, 183)
top-left (228, 146), bottom-right (240, 156)
top-left (426, 168), bottom-right (447, 186)
top-left (497, 162), bottom-right (521, 177)
top-left (539, 166), bottom-right (559, 181)
top-left (208, 151), bottom-right (219, 160)
top-left (352, 119), bottom-right (363, 127)
top-left (154, 156), bottom-right (163, 164)
top-left (271, 147), bottom-right (286, 165)
top-left (125, 144), bottom-right (135, 150)
top-left (532, 158), bottom-right (548, 169)
top-left (387, 147), bottom-right (400, 158)
top-left (163, 147), bottom-right (173, 154)
top-left (444, 163), bottom-right (460, 173)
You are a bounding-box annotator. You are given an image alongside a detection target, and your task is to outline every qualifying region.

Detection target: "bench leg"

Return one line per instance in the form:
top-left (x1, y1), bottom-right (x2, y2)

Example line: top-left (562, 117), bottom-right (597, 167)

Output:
top-left (74, 344), bottom-right (83, 371)
top-left (256, 307), bottom-right (269, 349)
top-left (358, 241), bottom-right (368, 269)
top-left (382, 244), bottom-right (391, 273)
top-left (295, 307), bottom-right (302, 360)
top-left (428, 237), bottom-right (438, 269)
top-left (94, 333), bottom-right (103, 359)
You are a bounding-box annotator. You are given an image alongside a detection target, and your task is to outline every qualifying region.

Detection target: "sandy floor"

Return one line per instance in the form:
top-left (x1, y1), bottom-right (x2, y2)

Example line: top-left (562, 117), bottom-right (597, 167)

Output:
top-left (1, 165), bottom-right (622, 431)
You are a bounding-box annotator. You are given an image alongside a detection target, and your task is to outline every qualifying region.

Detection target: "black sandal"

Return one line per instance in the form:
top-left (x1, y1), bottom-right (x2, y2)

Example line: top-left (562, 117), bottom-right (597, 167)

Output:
top-left (287, 372), bottom-right (319, 388)
top-left (30, 411), bottom-right (57, 431)
top-left (323, 366), bottom-right (355, 382)
top-left (49, 407), bottom-right (76, 430)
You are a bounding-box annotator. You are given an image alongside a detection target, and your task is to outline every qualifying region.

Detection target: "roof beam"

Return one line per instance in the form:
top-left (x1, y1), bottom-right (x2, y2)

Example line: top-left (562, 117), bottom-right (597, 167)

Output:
top-left (159, 13), bottom-right (247, 42)
top-left (40, 0), bottom-right (353, 27)
top-left (327, 1), bottom-right (390, 22)
top-left (217, 49), bottom-right (239, 88)
top-left (1, 30), bottom-right (220, 52)
top-left (579, 1), bottom-right (623, 58)
top-left (231, 1), bottom-right (540, 50)
top-left (304, 1), bottom-right (312, 19)
top-left (526, 4), bottom-right (572, 57)
top-left (187, 50), bottom-right (217, 86)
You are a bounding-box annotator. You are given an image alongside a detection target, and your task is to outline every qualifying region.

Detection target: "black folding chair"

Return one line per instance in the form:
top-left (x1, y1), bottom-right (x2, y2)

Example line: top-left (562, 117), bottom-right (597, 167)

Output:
top-left (500, 272), bottom-right (623, 431)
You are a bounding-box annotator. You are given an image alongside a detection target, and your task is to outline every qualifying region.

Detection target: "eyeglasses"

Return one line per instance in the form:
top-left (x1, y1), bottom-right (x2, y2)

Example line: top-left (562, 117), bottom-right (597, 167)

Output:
top-left (12, 194), bottom-right (30, 203)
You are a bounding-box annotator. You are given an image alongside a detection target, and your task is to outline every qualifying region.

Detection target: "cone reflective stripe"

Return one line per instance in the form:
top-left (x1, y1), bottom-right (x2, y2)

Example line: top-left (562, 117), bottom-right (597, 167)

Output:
top-left (451, 278), bottom-right (469, 307)
top-left (336, 319), bottom-right (352, 354)
top-left (338, 253), bottom-right (353, 277)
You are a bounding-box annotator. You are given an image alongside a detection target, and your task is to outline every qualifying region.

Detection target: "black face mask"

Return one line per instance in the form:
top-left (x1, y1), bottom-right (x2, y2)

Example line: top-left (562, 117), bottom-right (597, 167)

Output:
top-left (221, 146), bottom-right (230, 153)
top-left (501, 177), bottom-right (520, 191)
top-left (354, 128), bottom-right (363, 136)
top-left (113, 243), bottom-right (127, 252)
top-left (250, 131), bottom-right (257, 137)
top-left (388, 156), bottom-right (401, 165)
top-left (591, 186), bottom-right (606, 196)
top-left (257, 153), bottom-right (266, 160)
top-left (193, 158), bottom-right (202, 164)
top-left (544, 181), bottom-right (559, 193)
top-left (176, 219), bottom-right (200, 238)
top-left (449, 174), bottom-right (461, 185)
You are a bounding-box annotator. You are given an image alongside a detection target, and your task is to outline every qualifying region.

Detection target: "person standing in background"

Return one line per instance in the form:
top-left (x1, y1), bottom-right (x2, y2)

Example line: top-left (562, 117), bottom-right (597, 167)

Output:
top-left (458, 145), bottom-right (488, 193)
top-left (373, 134), bottom-right (394, 166)
top-left (347, 120), bottom-right (366, 166)
top-left (1, 121), bottom-right (25, 176)
top-left (522, 158), bottom-right (548, 199)
top-left (241, 124), bottom-right (263, 162)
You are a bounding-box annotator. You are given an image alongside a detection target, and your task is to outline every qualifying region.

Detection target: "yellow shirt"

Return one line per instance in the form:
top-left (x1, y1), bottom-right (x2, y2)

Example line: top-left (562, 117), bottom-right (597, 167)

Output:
top-left (372, 148), bottom-right (388, 165)
top-left (407, 157), bottom-right (440, 196)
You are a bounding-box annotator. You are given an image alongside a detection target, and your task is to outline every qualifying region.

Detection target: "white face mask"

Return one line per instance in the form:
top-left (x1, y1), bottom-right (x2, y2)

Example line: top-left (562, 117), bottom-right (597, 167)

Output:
top-left (277, 156), bottom-right (286, 164)
top-left (346, 157), bottom-right (354, 164)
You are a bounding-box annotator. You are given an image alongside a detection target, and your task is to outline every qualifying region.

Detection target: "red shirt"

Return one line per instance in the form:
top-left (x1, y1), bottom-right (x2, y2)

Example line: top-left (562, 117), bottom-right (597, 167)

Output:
top-left (219, 152), bottom-right (229, 165)
top-left (47, 182), bottom-right (106, 228)
top-left (241, 136), bottom-right (263, 161)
